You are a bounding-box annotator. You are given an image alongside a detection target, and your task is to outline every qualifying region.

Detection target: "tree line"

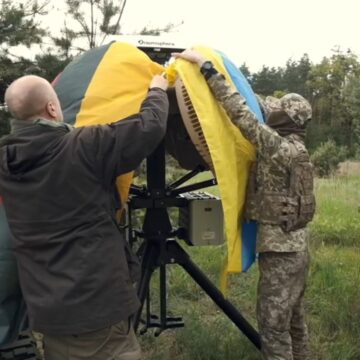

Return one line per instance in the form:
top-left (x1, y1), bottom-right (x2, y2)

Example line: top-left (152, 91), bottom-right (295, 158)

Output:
top-left (1, 0), bottom-right (360, 164)
top-left (241, 50), bottom-right (360, 156)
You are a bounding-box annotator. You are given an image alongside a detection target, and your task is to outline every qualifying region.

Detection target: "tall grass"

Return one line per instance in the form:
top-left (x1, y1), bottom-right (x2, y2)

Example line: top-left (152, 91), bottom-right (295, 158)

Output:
top-left (139, 175), bottom-right (360, 360)
top-left (310, 176), bottom-right (360, 247)
top-left (308, 247), bottom-right (360, 360)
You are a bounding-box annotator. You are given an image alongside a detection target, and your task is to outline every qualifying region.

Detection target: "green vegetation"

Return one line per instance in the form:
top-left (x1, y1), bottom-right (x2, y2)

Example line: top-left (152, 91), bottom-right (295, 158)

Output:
top-left (311, 140), bottom-right (348, 177)
top-left (140, 174), bottom-right (360, 360)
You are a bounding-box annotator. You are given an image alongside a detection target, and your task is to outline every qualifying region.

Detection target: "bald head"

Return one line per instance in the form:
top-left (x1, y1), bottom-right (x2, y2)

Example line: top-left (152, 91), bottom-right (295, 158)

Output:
top-left (5, 75), bottom-right (63, 122)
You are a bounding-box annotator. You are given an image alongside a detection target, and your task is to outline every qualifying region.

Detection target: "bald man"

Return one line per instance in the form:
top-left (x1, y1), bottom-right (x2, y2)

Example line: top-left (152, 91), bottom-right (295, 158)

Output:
top-left (4, 75), bottom-right (64, 123)
top-left (0, 74), bottom-right (169, 360)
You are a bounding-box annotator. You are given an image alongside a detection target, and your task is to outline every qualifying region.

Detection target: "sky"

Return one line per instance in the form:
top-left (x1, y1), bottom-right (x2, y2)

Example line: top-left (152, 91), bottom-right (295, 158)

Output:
top-left (37, 0), bottom-right (360, 71)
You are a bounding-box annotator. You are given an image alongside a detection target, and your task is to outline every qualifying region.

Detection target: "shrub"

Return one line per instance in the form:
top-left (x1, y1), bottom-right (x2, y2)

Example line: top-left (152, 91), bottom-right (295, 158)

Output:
top-left (353, 143), bottom-right (360, 160)
top-left (311, 140), bottom-right (348, 177)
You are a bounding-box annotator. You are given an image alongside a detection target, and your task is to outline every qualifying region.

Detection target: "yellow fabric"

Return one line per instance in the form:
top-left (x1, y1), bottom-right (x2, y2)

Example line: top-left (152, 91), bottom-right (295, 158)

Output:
top-left (74, 41), bottom-right (164, 205)
top-left (169, 47), bottom-right (256, 274)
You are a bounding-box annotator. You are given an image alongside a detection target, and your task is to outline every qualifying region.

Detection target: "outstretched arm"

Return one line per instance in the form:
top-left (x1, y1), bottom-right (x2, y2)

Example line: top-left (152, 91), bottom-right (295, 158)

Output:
top-left (76, 75), bottom-right (170, 183)
top-left (172, 50), bottom-right (284, 159)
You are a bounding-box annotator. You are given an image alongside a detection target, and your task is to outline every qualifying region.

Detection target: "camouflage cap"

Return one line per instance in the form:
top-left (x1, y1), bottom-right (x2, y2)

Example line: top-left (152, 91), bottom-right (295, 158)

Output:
top-left (280, 93), bottom-right (312, 126)
top-left (264, 96), bottom-right (282, 113)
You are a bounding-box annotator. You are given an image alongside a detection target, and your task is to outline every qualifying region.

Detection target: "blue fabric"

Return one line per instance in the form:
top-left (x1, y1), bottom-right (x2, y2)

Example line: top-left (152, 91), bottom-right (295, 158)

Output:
top-left (0, 202), bottom-right (27, 347)
top-left (218, 51), bottom-right (264, 124)
top-left (217, 52), bottom-right (263, 272)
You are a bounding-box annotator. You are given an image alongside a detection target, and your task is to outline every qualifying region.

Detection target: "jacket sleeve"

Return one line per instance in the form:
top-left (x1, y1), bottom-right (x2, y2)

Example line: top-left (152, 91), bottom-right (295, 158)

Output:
top-left (207, 73), bottom-right (290, 163)
top-left (76, 87), bottom-right (169, 183)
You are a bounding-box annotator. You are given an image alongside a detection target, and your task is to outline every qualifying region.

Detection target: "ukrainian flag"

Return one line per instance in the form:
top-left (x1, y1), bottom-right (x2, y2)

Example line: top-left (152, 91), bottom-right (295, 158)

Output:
top-left (172, 46), bottom-right (264, 275)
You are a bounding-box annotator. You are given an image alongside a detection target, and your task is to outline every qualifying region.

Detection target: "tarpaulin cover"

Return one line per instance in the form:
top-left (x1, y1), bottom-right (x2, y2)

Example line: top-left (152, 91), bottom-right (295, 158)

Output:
top-left (53, 41), bottom-right (164, 205)
top-left (170, 46), bottom-right (264, 275)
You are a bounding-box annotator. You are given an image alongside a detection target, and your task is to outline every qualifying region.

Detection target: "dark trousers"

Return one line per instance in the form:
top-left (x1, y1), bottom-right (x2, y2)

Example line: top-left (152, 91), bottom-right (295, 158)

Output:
top-left (43, 320), bottom-right (141, 360)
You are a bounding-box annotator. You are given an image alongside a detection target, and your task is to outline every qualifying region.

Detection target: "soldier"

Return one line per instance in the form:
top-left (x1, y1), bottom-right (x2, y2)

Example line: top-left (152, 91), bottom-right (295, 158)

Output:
top-left (172, 49), bottom-right (315, 360)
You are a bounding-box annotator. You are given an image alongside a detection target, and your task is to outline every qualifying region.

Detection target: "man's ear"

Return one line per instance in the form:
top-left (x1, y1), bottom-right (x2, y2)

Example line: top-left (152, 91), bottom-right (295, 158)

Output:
top-left (46, 101), bottom-right (57, 119)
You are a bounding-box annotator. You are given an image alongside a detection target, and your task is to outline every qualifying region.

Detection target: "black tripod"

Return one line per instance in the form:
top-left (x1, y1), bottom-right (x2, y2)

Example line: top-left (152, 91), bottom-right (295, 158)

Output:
top-left (128, 142), bottom-right (260, 349)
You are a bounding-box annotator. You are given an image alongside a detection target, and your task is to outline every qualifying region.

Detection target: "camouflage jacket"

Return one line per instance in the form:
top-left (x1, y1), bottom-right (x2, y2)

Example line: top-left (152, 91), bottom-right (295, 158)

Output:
top-left (207, 73), bottom-right (308, 253)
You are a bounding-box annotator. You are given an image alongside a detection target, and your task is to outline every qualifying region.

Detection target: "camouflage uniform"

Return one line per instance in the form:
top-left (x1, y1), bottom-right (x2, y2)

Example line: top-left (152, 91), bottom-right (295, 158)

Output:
top-left (207, 73), bottom-right (313, 359)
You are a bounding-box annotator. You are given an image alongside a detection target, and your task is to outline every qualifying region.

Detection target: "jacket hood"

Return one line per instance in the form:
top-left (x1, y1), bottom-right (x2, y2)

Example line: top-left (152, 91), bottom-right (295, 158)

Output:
top-left (0, 123), bottom-right (69, 179)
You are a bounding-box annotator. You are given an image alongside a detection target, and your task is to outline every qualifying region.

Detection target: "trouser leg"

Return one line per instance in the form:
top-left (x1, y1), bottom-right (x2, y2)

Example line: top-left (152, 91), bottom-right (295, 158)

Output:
top-left (257, 251), bottom-right (310, 360)
top-left (290, 252), bottom-right (311, 360)
top-left (43, 320), bottom-right (141, 360)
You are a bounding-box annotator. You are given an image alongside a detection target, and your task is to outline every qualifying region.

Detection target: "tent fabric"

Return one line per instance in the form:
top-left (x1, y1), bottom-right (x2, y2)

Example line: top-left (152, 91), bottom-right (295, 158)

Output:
top-left (0, 198), bottom-right (27, 347)
top-left (170, 46), bottom-right (263, 274)
top-left (54, 41), bottom-right (164, 205)
top-left (53, 43), bottom-right (113, 126)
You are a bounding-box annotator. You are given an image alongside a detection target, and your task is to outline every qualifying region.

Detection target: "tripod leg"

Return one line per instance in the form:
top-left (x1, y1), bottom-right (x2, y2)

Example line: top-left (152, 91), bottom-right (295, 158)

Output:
top-left (134, 241), bottom-right (158, 331)
top-left (159, 264), bottom-right (167, 330)
top-left (168, 241), bottom-right (261, 349)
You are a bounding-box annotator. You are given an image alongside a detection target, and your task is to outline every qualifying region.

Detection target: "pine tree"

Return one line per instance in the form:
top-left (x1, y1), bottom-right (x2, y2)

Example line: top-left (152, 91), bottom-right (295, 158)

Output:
top-left (0, 0), bottom-right (48, 137)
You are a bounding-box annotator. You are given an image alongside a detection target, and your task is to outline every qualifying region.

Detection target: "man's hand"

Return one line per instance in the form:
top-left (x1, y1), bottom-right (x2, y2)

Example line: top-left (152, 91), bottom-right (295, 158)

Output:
top-left (150, 74), bottom-right (168, 91)
top-left (171, 49), bottom-right (207, 68)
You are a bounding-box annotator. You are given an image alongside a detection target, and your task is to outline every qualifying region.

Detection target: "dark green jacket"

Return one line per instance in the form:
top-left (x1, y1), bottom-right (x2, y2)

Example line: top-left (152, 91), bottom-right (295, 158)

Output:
top-left (0, 88), bottom-right (168, 335)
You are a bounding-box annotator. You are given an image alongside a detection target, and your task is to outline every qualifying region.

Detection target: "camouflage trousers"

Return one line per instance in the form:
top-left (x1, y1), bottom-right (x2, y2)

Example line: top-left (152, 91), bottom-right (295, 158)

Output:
top-left (257, 251), bottom-right (311, 360)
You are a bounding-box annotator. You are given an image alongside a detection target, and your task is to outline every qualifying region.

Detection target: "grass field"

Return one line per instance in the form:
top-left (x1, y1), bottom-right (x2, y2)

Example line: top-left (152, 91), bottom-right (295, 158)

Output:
top-left (139, 174), bottom-right (360, 360)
